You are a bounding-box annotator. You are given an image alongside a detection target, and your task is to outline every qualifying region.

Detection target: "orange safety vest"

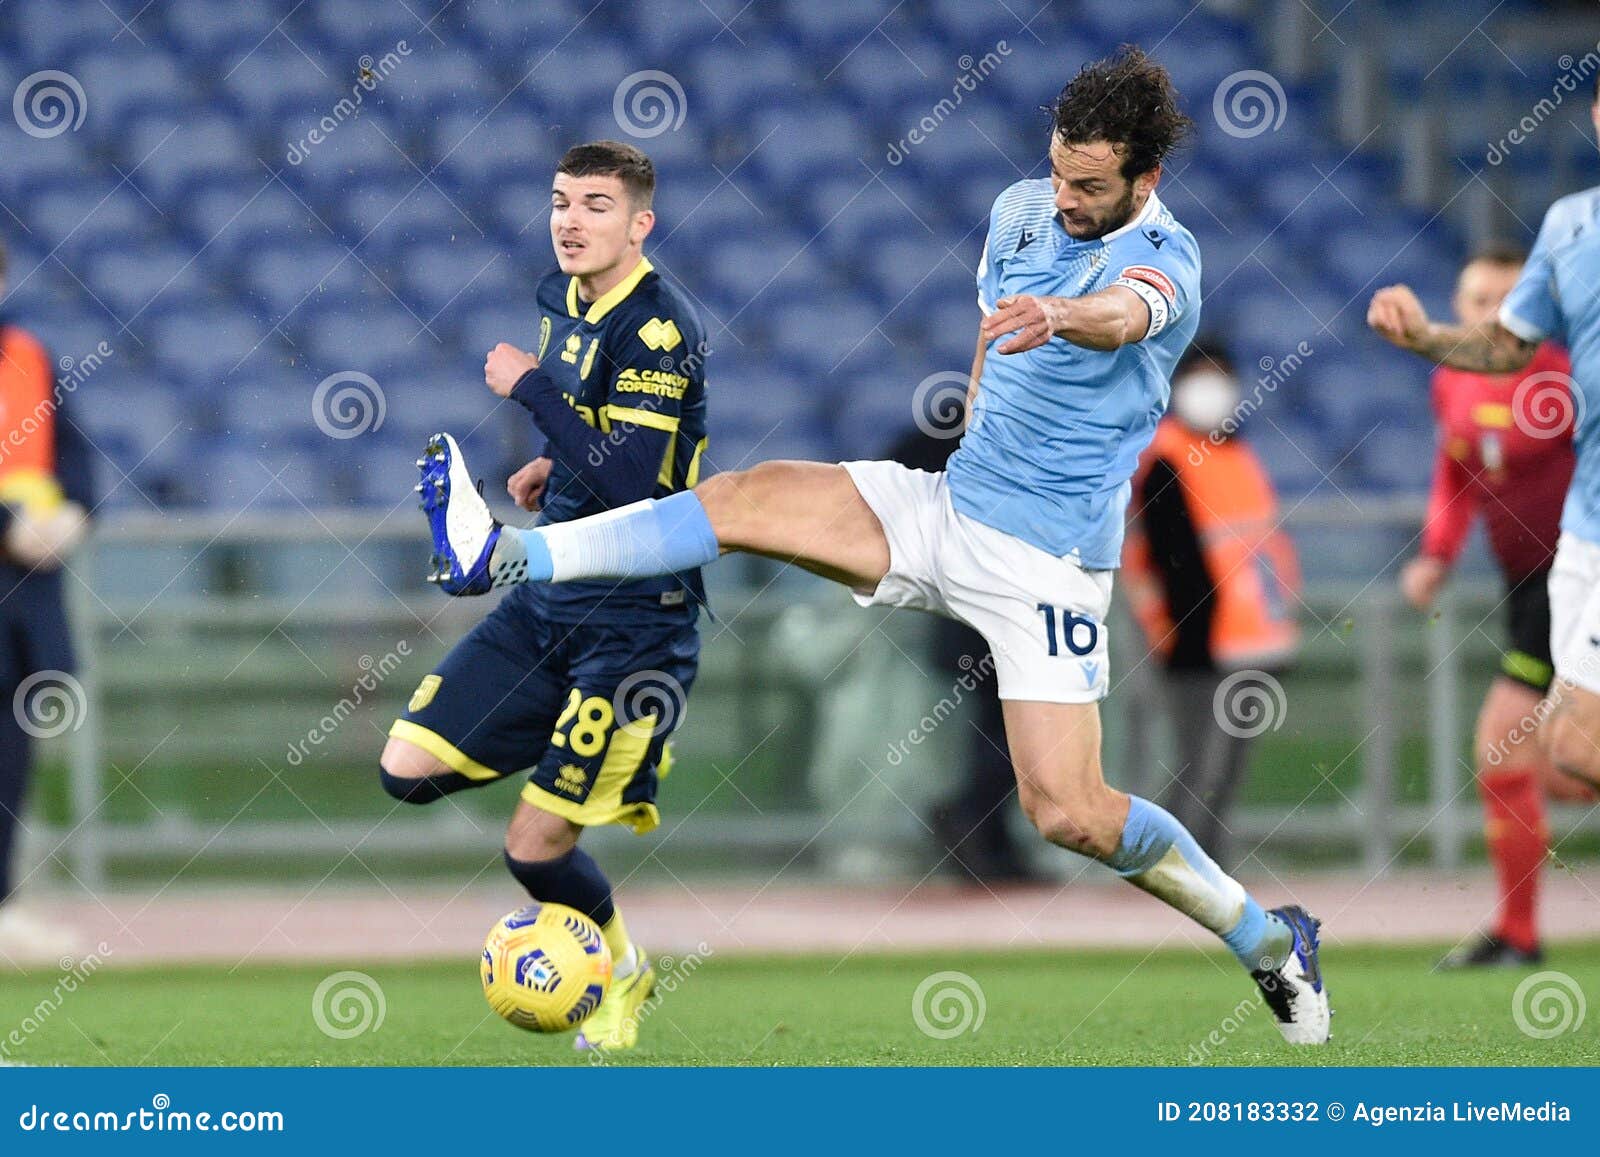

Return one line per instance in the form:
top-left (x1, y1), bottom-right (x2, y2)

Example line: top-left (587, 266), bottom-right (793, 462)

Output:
top-left (1123, 417), bottom-right (1301, 670)
top-left (0, 325), bottom-right (65, 510)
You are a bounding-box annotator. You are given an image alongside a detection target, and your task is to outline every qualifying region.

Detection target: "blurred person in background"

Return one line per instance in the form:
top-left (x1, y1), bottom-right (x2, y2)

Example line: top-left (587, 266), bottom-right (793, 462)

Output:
top-left (1394, 244), bottom-right (1594, 969)
top-left (883, 422), bottom-right (1036, 883)
top-left (0, 234), bottom-right (93, 961)
top-left (1121, 339), bottom-right (1300, 869)
top-left (1369, 77), bottom-right (1600, 813)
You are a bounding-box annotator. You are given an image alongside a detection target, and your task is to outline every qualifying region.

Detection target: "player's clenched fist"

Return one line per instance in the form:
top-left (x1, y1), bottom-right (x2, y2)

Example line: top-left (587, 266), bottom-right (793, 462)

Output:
top-left (485, 342), bottom-right (539, 397)
top-left (506, 456), bottom-right (553, 512)
top-left (1367, 284), bottom-right (1430, 350)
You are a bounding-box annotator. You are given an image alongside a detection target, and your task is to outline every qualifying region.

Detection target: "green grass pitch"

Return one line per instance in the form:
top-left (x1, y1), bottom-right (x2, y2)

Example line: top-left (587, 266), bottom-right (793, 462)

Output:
top-left (2, 943), bottom-right (1595, 1066)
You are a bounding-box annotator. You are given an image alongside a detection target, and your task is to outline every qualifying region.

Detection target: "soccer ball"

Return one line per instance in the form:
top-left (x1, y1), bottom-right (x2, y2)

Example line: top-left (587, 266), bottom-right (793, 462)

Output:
top-left (480, 903), bottom-right (612, 1032)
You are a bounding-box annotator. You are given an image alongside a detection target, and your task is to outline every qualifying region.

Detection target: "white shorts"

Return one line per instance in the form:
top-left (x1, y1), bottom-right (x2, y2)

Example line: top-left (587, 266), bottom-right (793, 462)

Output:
top-left (842, 460), bottom-right (1113, 703)
top-left (1549, 531), bottom-right (1600, 694)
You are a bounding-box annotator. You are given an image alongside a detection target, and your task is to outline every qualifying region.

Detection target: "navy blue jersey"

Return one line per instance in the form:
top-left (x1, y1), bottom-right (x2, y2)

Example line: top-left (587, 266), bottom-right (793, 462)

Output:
top-left (520, 258), bottom-right (709, 623)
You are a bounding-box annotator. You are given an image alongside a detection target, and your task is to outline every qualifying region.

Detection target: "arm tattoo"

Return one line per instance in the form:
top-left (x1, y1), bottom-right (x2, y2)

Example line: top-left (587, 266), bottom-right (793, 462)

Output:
top-left (1413, 320), bottom-right (1537, 373)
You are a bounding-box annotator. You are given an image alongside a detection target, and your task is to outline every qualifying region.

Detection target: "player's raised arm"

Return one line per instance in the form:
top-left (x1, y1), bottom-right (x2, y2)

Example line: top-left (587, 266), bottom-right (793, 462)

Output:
top-left (1367, 283), bottom-right (1537, 373)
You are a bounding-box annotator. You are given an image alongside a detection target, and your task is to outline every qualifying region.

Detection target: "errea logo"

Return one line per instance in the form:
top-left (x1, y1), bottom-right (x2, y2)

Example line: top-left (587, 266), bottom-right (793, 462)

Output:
top-left (638, 317), bottom-right (683, 352)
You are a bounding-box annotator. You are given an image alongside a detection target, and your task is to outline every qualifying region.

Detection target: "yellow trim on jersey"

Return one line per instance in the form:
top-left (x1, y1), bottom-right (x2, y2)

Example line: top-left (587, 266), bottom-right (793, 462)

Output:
top-left (685, 436), bottom-right (707, 488)
top-left (520, 710), bottom-right (662, 834)
top-left (603, 403), bottom-right (679, 433)
top-left (564, 256), bottom-right (656, 325)
top-left (387, 719), bottom-right (503, 781)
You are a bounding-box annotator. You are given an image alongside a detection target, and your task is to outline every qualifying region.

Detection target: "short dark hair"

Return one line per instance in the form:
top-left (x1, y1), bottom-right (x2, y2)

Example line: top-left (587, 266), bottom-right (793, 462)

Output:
top-left (1049, 46), bottom-right (1193, 180)
top-left (1175, 337), bottom-right (1235, 379)
top-left (1464, 240), bottom-right (1527, 270)
top-left (556, 140), bottom-right (654, 209)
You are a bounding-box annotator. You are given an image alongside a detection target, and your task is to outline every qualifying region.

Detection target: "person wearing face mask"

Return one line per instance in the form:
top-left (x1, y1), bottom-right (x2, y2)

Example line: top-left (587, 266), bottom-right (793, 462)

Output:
top-left (1122, 340), bottom-right (1301, 869)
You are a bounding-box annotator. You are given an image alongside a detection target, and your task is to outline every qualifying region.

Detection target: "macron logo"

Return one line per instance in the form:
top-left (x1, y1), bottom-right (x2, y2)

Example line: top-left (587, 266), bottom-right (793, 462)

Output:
top-left (1079, 660), bottom-right (1101, 687)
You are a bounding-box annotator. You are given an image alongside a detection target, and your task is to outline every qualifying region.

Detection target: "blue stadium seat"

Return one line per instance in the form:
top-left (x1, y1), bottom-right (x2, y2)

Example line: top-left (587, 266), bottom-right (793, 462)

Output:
top-left (12, 0), bottom-right (131, 63)
top-left (180, 180), bottom-right (324, 265)
top-left (684, 39), bottom-right (811, 124)
top-left (160, 1), bottom-right (282, 60)
top-left (122, 111), bottom-right (257, 204)
top-left (453, 299), bottom-right (544, 361)
top-left (745, 106), bottom-right (877, 189)
top-left (22, 178), bottom-right (162, 261)
top-left (72, 49), bottom-right (194, 134)
top-left (146, 306), bottom-right (285, 385)
top-left (779, 0), bottom-right (897, 52)
top-left (430, 109), bottom-right (565, 194)
top-left (83, 245), bottom-right (211, 321)
top-left (220, 45), bottom-right (340, 127)
top-left (299, 305), bottom-right (436, 378)
top-left (304, 0), bottom-right (428, 58)
top-left (828, 35), bottom-right (947, 111)
top-left (280, 114), bottom-right (413, 193)
top-left (396, 239), bottom-right (521, 318)
top-left (239, 239), bottom-right (371, 319)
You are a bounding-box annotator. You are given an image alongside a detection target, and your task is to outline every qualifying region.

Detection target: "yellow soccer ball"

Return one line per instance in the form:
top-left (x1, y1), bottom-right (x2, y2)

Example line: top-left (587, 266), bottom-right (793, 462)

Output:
top-left (480, 903), bottom-right (612, 1033)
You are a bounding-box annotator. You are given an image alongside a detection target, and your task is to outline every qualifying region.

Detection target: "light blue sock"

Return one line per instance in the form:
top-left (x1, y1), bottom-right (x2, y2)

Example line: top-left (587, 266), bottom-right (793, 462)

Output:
top-left (491, 491), bottom-right (720, 585)
top-left (1109, 796), bottom-right (1292, 972)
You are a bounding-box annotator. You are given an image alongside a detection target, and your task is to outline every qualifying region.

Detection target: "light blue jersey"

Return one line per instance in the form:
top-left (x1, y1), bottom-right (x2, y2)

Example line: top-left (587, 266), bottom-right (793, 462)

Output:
top-left (1500, 186), bottom-right (1600, 542)
top-left (946, 179), bottom-right (1202, 569)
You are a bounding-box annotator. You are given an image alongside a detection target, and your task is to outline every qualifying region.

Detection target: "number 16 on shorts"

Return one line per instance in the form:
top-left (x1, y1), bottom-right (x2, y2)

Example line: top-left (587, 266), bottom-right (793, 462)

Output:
top-left (1038, 602), bottom-right (1106, 696)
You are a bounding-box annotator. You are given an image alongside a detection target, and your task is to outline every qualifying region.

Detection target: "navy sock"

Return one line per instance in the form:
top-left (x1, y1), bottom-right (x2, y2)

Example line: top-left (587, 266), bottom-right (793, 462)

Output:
top-left (502, 846), bottom-right (616, 927)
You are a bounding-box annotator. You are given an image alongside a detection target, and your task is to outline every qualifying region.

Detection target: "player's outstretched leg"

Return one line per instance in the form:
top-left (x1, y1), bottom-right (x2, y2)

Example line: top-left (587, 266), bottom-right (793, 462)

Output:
top-left (418, 433), bottom-right (891, 594)
top-left (1005, 700), bottom-right (1330, 1045)
top-left (503, 802), bottom-right (653, 1052)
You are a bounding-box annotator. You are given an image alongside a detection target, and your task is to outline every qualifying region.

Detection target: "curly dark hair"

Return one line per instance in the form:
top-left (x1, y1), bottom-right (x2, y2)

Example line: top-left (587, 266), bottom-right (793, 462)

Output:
top-left (1049, 46), bottom-right (1193, 179)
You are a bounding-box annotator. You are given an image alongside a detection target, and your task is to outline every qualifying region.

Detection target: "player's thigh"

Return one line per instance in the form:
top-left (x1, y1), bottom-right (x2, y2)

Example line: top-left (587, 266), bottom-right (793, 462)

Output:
top-left (519, 617), bottom-right (699, 839)
top-left (1001, 698), bottom-right (1127, 857)
top-left (1542, 537), bottom-right (1600, 785)
top-left (384, 593), bottom-right (568, 785)
top-left (695, 461), bottom-right (890, 589)
top-left (1474, 675), bottom-right (1545, 770)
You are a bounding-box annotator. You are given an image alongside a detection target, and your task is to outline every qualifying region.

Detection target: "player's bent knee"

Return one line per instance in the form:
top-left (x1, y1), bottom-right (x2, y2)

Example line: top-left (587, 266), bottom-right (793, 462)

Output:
top-left (1017, 783), bottom-right (1120, 859)
top-left (378, 764), bottom-right (476, 804)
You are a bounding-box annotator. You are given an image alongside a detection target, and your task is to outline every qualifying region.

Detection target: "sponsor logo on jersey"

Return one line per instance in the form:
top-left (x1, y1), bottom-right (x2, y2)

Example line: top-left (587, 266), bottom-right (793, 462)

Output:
top-left (638, 317), bottom-right (683, 352)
